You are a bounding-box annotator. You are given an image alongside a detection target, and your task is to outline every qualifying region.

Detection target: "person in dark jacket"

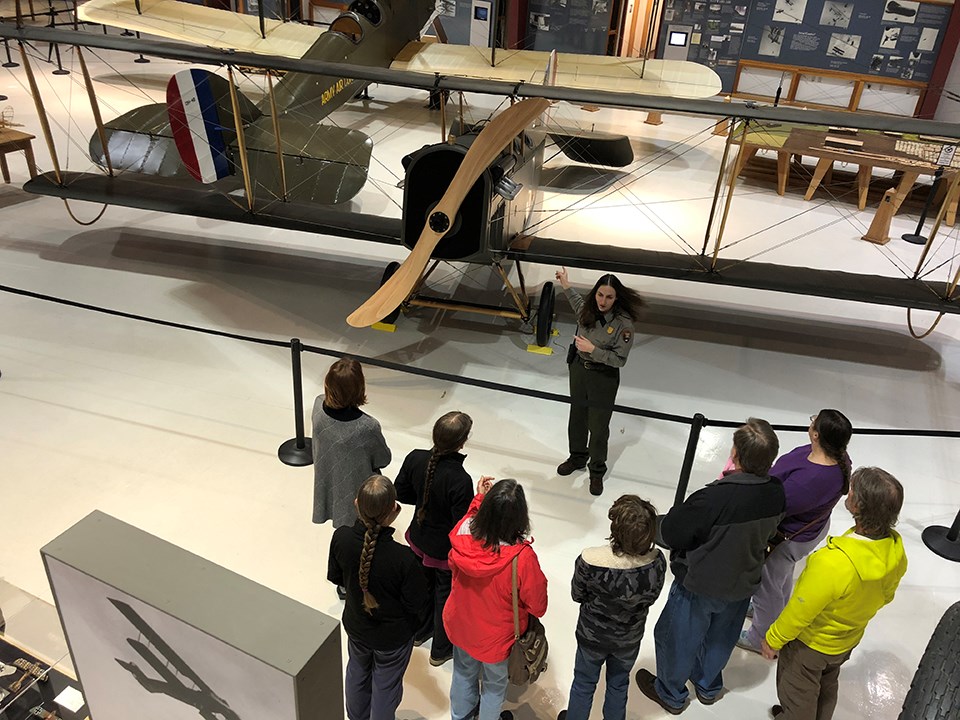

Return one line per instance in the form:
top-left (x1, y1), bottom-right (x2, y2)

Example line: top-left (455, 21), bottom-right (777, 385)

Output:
top-left (394, 411), bottom-right (482, 667)
top-left (636, 418), bottom-right (785, 714)
top-left (328, 475), bottom-right (429, 720)
top-left (558, 495), bottom-right (666, 720)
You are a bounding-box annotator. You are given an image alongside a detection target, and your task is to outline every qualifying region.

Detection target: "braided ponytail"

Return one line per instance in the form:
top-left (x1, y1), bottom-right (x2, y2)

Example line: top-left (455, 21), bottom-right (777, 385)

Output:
top-left (813, 409), bottom-right (853, 495)
top-left (358, 520), bottom-right (382, 614)
top-left (417, 450), bottom-right (440, 525)
top-left (354, 475), bottom-right (398, 616)
top-left (416, 411), bottom-right (473, 526)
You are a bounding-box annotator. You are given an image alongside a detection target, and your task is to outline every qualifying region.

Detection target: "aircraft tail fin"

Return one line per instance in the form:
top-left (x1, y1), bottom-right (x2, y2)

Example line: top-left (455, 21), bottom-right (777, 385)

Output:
top-left (166, 69), bottom-right (262, 184)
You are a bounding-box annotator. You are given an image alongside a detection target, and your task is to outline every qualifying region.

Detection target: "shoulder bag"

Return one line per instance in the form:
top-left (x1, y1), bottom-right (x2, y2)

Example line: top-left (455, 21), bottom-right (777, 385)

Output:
top-left (506, 553), bottom-right (548, 685)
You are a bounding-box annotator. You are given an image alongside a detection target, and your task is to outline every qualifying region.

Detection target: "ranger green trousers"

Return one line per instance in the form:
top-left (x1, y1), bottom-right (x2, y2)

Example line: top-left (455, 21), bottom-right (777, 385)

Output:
top-left (567, 357), bottom-right (620, 478)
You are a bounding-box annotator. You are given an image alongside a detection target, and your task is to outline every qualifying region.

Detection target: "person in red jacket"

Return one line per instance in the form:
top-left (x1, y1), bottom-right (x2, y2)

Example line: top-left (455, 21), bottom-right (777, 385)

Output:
top-left (443, 478), bottom-right (549, 720)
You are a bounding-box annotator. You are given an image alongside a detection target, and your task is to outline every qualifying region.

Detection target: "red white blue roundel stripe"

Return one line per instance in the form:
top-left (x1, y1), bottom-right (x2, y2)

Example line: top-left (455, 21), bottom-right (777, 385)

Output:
top-left (167, 69), bottom-right (230, 184)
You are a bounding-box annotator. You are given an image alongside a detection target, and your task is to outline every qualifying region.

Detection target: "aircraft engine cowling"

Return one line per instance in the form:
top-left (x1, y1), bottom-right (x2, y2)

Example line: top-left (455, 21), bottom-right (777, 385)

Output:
top-left (401, 129), bottom-right (544, 264)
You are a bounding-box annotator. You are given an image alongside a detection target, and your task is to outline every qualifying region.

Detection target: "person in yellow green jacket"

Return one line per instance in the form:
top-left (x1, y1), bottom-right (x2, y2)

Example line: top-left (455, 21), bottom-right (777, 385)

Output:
top-left (760, 466), bottom-right (907, 720)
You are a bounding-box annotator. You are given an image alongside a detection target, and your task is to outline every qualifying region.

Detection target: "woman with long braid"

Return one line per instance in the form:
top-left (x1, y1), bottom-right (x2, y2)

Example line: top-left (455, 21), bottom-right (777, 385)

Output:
top-left (395, 411), bottom-right (481, 667)
top-left (738, 410), bottom-right (853, 654)
top-left (328, 475), bottom-right (429, 720)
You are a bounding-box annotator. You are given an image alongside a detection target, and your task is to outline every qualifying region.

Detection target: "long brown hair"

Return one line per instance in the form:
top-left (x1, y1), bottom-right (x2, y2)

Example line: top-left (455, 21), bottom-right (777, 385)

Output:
top-left (812, 409), bottom-right (853, 494)
top-left (579, 274), bottom-right (645, 327)
top-left (356, 475), bottom-right (397, 614)
top-left (417, 412), bottom-right (472, 524)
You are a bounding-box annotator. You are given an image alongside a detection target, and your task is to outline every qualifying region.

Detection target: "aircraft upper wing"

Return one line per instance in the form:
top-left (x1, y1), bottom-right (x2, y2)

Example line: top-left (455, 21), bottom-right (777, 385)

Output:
top-left (77, 0), bottom-right (322, 58)
top-left (390, 42), bottom-right (722, 99)
top-left (79, 0), bottom-right (719, 98)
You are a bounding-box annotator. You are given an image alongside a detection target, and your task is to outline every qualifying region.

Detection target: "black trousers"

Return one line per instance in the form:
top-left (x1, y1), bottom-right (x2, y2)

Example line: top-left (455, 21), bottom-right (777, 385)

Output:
top-left (568, 357), bottom-right (620, 478)
top-left (415, 562), bottom-right (453, 660)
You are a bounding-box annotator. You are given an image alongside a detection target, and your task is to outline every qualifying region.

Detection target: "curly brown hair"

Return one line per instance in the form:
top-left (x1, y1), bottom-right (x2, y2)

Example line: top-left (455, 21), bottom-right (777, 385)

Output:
top-left (849, 467), bottom-right (903, 539)
top-left (608, 495), bottom-right (658, 556)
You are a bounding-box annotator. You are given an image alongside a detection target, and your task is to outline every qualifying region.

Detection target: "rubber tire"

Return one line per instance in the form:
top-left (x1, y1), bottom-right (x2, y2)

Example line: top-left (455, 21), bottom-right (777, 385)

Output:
top-left (379, 261), bottom-right (402, 325)
top-left (535, 281), bottom-right (555, 348)
top-left (899, 601), bottom-right (960, 720)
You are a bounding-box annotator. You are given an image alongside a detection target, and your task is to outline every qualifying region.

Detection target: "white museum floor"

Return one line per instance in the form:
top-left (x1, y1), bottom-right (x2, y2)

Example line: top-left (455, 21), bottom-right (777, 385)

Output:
top-left (0, 31), bottom-right (959, 720)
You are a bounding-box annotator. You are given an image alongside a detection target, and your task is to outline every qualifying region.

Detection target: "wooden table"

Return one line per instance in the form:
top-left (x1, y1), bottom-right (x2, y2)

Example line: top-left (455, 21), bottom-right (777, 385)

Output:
top-left (734, 122), bottom-right (956, 219)
top-left (0, 129), bottom-right (38, 184)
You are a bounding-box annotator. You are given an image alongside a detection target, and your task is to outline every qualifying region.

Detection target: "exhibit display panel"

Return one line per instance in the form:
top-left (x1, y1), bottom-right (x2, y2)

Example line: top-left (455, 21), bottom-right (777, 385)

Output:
top-left (0, 579), bottom-right (85, 720)
top-left (656, 0), bottom-right (952, 111)
top-left (41, 512), bottom-right (342, 720)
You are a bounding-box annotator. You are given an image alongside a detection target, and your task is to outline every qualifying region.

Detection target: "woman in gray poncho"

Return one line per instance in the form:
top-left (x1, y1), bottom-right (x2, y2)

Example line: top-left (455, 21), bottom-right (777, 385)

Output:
top-left (312, 358), bottom-right (392, 597)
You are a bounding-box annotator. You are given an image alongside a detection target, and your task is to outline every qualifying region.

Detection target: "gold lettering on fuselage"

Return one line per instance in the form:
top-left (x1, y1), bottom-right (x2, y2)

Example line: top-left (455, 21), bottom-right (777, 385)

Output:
top-left (321, 78), bottom-right (351, 105)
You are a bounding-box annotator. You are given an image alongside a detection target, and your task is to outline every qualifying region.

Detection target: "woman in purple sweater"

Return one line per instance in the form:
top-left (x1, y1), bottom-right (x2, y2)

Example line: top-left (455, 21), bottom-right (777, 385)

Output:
top-left (738, 409), bottom-right (852, 654)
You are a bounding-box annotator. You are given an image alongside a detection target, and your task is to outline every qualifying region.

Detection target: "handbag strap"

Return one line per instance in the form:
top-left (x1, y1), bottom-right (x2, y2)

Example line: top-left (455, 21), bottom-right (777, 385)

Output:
top-left (511, 555), bottom-right (521, 641)
top-left (783, 507), bottom-right (832, 541)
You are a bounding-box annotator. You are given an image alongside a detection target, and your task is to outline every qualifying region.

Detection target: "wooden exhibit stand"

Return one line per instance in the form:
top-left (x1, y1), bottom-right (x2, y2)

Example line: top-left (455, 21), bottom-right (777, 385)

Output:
top-left (0, 129), bottom-right (38, 183)
top-left (734, 122), bottom-right (959, 223)
top-left (861, 188), bottom-right (897, 245)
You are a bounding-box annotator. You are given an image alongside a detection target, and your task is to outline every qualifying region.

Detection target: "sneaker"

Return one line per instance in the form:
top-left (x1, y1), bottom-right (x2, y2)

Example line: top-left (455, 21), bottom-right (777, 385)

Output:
top-left (695, 687), bottom-right (722, 705)
top-left (737, 629), bottom-right (761, 654)
top-left (589, 475), bottom-right (604, 495)
top-left (557, 458), bottom-right (587, 476)
top-left (413, 633), bottom-right (432, 647)
top-left (429, 652), bottom-right (453, 667)
top-left (635, 668), bottom-right (685, 715)
top-left (771, 705), bottom-right (784, 718)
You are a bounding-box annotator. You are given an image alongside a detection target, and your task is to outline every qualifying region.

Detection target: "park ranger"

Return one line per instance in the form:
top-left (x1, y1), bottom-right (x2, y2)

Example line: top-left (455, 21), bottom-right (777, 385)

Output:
top-left (554, 268), bottom-right (644, 496)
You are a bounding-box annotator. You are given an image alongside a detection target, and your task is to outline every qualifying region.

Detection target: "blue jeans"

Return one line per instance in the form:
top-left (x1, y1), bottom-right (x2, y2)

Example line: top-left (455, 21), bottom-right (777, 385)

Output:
top-left (450, 645), bottom-right (509, 720)
top-left (653, 580), bottom-right (750, 709)
top-left (566, 642), bottom-right (640, 720)
top-left (345, 636), bottom-right (414, 720)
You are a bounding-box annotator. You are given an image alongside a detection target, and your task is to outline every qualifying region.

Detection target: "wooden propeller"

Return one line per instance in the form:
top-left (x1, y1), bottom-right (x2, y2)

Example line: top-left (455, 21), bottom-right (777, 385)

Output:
top-left (346, 97), bottom-right (550, 328)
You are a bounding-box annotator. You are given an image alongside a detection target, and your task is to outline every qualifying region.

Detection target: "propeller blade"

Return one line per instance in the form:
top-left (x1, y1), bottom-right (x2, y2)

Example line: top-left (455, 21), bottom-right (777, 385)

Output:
top-left (346, 97), bottom-right (550, 328)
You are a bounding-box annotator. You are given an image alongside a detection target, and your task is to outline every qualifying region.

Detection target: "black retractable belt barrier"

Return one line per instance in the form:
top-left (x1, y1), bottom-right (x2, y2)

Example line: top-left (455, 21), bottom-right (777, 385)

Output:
top-left (923, 508), bottom-right (960, 562)
top-left (278, 338), bottom-right (313, 467)
top-left (674, 413), bottom-right (706, 507)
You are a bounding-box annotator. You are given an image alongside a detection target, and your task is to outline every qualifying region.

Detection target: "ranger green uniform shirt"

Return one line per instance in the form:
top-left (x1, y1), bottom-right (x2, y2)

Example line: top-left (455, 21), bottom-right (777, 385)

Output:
top-left (565, 287), bottom-right (635, 368)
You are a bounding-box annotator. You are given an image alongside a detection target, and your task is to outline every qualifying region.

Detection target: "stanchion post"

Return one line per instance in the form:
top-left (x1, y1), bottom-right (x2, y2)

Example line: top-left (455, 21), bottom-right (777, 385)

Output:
top-left (674, 413), bottom-right (706, 507)
top-left (278, 338), bottom-right (313, 466)
top-left (922, 506), bottom-right (960, 562)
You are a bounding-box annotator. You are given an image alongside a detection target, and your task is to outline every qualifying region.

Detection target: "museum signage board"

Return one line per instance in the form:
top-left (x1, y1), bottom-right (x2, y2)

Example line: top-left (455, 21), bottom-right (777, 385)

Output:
top-left (41, 511), bottom-right (342, 720)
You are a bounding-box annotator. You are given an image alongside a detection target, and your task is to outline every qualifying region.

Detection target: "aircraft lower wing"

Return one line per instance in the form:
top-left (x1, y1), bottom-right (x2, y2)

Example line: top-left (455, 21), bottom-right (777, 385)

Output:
top-left (390, 42), bottom-right (722, 99)
top-left (24, 171), bottom-right (960, 317)
top-left (77, 0), bottom-right (321, 58)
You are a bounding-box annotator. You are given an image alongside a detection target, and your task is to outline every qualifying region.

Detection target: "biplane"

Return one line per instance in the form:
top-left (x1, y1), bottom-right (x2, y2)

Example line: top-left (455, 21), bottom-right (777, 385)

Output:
top-left (110, 598), bottom-right (240, 720)
top-left (3, 2), bottom-right (960, 343)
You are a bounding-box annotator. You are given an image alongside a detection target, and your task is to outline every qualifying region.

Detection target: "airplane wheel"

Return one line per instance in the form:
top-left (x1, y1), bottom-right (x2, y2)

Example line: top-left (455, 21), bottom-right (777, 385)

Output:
top-left (536, 281), bottom-right (555, 348)
top-left (899, 600), bottom-right (960, 720)
top-left (379, 261), bottom-right (402, 325)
